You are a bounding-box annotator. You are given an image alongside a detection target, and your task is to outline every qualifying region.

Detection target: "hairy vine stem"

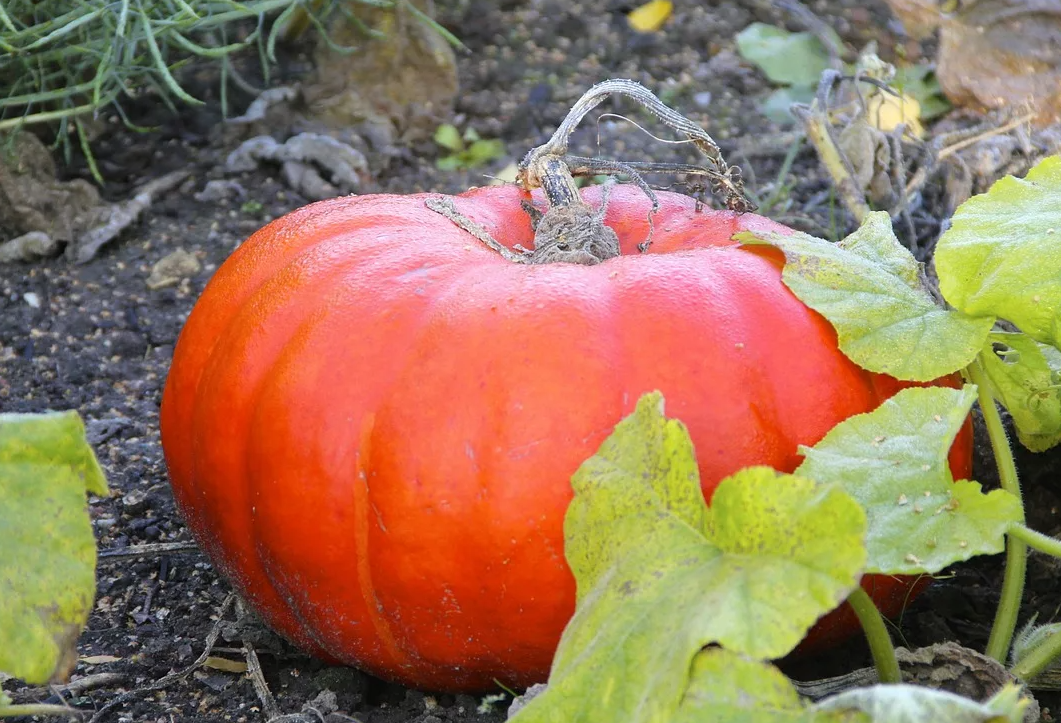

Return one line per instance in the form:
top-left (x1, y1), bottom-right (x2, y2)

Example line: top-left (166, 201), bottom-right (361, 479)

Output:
top-left (967, 358), bottom-right (1027, 664)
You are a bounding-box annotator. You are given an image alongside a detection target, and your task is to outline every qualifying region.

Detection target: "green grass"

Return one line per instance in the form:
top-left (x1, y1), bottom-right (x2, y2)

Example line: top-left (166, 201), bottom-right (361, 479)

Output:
top-left (0, 0), bottom-right (457, 181)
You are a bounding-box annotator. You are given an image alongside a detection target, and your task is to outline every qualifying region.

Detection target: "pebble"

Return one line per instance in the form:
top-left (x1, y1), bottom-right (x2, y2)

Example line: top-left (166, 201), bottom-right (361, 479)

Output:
top-left (693, 91), bottom-right (713, 109)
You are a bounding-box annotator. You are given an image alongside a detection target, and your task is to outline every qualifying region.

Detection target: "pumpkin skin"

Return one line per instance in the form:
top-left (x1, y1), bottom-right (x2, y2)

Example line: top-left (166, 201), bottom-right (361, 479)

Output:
top-left (161, 184), bottom-right (972, 692)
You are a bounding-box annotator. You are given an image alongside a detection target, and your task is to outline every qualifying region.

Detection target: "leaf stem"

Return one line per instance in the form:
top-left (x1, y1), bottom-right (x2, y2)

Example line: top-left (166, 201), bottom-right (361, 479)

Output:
top-left (1008, 524), bottom-right (1061, 559)
top-left (847, 586), bottom-right (901, 684)
top-left (1011, 627), bottom-right (1061, 681)
top-left (968, 357), bottom-right (1027, 662)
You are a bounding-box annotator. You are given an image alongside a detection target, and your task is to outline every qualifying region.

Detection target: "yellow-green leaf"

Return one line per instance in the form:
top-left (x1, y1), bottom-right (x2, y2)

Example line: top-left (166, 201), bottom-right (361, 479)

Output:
top-left (797, 386), bottom-right (1022, 575)
top-left (676, 648), bottom-right (866, 723)
top-left (980, 332), bottom-right (1061, 452)
top-left (0, 412), bottom-right (108, 684)
top-left (936, 155), bottom-right (1061, 348)
top-left (512, 393), bottom-right (866, 723)
top-left (738, 213), bottom-right (994, 381)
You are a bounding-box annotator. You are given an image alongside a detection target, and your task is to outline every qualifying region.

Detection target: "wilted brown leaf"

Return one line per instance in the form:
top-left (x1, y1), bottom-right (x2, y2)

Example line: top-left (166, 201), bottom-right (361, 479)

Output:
top-left (936, 0), bottom-right (1061, 126)
top-left (883, 0), bottom-right (942, 39)
top-left (302, 0), bottom-right (458, 140)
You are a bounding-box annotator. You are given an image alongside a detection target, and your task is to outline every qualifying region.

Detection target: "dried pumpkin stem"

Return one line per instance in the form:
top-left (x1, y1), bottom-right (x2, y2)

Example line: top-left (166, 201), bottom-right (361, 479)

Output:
top-left (517, 78), bottom-right (754, 214)
top-left (427, 80), bottom-right (753, 265)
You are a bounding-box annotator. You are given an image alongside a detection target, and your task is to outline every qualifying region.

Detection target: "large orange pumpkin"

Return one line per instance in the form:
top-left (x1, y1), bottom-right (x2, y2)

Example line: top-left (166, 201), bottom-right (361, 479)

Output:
top-left (160, 183), bottom-right (972, 692)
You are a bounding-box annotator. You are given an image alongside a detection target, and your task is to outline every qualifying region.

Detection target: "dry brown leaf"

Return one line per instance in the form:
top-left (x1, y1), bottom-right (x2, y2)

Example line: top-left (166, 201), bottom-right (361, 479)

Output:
top-left (882, 0), bottom-right (942, 39)
top-left (936, 0), bottom-right (1061, 126)
top-left (302, 0), bottom-right (458, 140)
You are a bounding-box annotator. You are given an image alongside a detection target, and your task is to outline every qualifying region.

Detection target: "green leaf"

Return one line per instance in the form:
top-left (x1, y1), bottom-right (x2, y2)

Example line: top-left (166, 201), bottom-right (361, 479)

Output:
top-left (893, 64), bottom-right (950, 120)
top-left (797, 385), bottom-right (1022, 575)
top-left (435, 154), bottom-right (463, 172)
top-left (936, 155), bottom-right (1061, 348)
top-left (737, 212), bottom-right (995, 381)
top-left (1011, 618), bottom-right (1061, 670)
top-left (0, 412), bottom-right (108, 684)
top-left (512, 393), bottom-right (866, 723)
top-left (433, 122), bottom-right (464, 152)
top-left (736, 22), bottom-right (833, 87)
top-left (980, 332), bottom-right (1061, 452)
top-left (760, 86), bottom-right (817, 125)
top-left (675, 648), bottom-right (866, 723)
top-left (464, 138), bottom-right (505, 167)
top-left (812, 682), bottom-right (1030, 723)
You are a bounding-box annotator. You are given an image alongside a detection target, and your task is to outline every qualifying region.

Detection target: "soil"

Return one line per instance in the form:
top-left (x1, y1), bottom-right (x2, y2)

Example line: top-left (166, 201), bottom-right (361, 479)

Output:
top-left (2, 0), bottom-right (1060, 721)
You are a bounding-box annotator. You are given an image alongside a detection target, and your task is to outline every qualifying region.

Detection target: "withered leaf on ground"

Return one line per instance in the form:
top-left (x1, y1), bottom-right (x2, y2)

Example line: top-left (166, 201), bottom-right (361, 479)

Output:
top-left (935, 0), bottom-right (1061, 125)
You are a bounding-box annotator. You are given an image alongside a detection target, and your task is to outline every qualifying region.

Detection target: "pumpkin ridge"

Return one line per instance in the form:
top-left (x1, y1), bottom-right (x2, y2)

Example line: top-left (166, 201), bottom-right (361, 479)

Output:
top-left (352, 412), bottom-right (417, 671)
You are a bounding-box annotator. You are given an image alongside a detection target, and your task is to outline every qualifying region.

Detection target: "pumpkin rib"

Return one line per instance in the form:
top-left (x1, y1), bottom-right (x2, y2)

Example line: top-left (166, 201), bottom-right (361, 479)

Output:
top-left (239, 244), bottom-right (512, 677)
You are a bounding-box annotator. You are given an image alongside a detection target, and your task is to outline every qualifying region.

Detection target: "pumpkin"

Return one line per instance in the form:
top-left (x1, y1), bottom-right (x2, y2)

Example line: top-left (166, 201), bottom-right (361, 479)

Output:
top-left (160, 183), bottom-right (972, 692)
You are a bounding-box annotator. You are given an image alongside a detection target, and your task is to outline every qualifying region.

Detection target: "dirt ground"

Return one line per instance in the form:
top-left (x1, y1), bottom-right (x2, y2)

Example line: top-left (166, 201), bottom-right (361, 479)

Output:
top-left (2, 0), bottom-right (1061, 720)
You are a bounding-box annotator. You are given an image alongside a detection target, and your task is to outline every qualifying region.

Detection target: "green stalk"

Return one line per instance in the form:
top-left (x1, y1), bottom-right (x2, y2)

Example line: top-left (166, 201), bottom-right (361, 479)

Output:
top-left (1011, 627), bottom-right (1061, 681)
top-left (1008, 524), bottom-right (1061, 559)
top-left (968, 357), bottom-right (1027, 663)
top-left (848, 586), bottom-right (902, 684)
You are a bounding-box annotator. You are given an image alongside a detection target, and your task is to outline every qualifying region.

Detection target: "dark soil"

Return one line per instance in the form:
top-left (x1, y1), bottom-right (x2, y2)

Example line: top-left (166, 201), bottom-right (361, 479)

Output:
top-left (2, 0), bottom-right (1060, 721)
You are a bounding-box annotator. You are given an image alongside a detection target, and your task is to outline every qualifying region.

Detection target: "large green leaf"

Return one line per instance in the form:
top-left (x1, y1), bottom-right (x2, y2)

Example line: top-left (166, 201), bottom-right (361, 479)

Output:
top-left (797, 386), bottom-right (1022, 575)
top-left (0, 412), bottom-right (108, 684)
top-left (735, 23), bottom-right (833, 87)
top-left (812, 682), bottom-right (1029, 723)
top-left (512, 393), bottom-right (866, 723)
top-left (936, 155), bottom-right (1061, 348)
top-left (737, 212), bottom-right (994, 381)
top-left (980, 331), bottom-right (1061, 452)
top-left (676, 648), bottom-right (866, 723)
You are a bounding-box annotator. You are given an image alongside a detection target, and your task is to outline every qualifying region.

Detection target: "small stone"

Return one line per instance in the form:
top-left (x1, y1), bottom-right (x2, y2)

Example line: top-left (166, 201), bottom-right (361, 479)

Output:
top-left (508, 684), bottom-right (548, 718)
top-left (194, 179), bottom-right (248, 203)
top-left (23, 292), bottom-right (41, 308)
top-left (147, 248), bottom-right (201, 290)
top-left (94, 516), bottom-right (117, 531)
top-left (122, 488), bottom-right (150, 514)
top-left (693, 91), bottom-right (713, 109)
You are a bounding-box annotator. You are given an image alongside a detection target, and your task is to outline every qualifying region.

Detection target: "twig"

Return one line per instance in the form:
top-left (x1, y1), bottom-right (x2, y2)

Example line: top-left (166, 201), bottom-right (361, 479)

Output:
top-left (58, 672), bottom-right (127, 695)
top-left (86, 593), bottom-right (235, 723)
top-left (98, 541), bottom-right (200, 559)
top-left (70, 169), bottom-right (192, 264)
top-left (244, 642), bottom-right (282, 721)
top-left (902, 112), bottom-right (1037, 205)
top-left (936, 113), bottom-right (1037, 163)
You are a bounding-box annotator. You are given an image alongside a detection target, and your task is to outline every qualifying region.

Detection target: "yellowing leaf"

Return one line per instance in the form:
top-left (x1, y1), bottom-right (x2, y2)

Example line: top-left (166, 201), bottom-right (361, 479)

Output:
top-left (511, 394), bottom-right (867, 723)
top-left (627, 0), bottom-right (672, 33)
top-left (797, 386), bottom-right (1022, 575)
top-left (737, 213), bottom-right (994, 382)
top-left (866, 90), bottom-right (924, 138)
top-left (0, 412), bottom-right (109, 685)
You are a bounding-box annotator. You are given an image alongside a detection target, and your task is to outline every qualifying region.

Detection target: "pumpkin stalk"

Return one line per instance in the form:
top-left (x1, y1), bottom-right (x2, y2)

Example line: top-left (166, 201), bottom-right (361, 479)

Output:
top-left (427, 78), bottom-right (755, 265)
